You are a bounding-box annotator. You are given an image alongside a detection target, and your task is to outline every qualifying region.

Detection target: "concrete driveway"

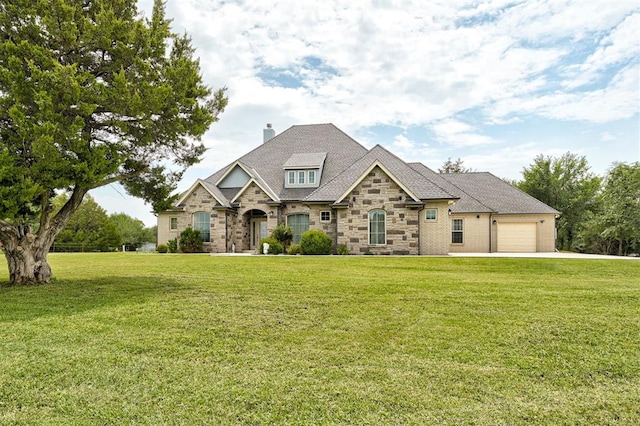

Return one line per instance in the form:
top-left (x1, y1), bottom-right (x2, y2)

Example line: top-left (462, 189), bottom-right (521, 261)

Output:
top-left (448, 252), bottom-right (640, 260)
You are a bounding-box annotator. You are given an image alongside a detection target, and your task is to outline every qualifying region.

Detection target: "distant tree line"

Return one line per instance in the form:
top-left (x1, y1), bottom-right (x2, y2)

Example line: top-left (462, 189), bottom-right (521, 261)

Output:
top-left (52, 195), bottom-right (156, 252)
top-left (442, 155), bottom-right (640, 255)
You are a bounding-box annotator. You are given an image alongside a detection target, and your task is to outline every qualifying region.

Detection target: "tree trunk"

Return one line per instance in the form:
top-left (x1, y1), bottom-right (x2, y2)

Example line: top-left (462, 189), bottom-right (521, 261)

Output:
top-left (2, 229), bottom-right (53, 285)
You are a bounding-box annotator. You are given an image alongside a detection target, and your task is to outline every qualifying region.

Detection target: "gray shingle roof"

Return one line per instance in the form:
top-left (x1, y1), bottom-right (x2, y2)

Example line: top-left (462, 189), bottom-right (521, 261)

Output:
top-left (205, 124), bottom-right (368, 201)
top-left (283, 152), bottom-right (327, 169)
top-left (306, 145), bottom-right (456, 202)
top-left (186, 123), bottom-right (557, 216)
top-left (440, 172), bottom-right (560, 214)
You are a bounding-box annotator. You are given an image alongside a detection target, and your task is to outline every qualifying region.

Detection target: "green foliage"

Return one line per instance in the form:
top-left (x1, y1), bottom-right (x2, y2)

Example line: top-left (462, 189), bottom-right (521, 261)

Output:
top-left (179, 227), bottom-right (203, 253)
top-left (439, 157), bottom-right (473, 173)
top-left (287, 243), bottom-right (300, 255)
top-left (518, 152), bottom-right (601, 251)
top-left (336, 244), bottom-right (349, 255)
top-left (259, 237), bottom-right (283, 255)
top-left (167, 238), bottom-right (178, 253)
top-left (54, 195), bottom-right (121, 251)
top-left (1, 254), bottom-right (639, 423)
top-left (577, 162), bottom-right (640, 255)
top-left (109, 213), bottom-right (148, 248)
top-left (156, 244), bottom-right (168, 253)
top-left (0, 0), bottom-right (226, 282)
top-left (299, 230), bottom-right (332, 255)
top-left (271, 224), bottom-right (293, 249)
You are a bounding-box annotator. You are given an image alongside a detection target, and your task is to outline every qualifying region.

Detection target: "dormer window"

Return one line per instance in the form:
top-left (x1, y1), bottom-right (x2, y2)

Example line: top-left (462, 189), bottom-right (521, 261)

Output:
top-left (283, 152), bottom-right (327, 189)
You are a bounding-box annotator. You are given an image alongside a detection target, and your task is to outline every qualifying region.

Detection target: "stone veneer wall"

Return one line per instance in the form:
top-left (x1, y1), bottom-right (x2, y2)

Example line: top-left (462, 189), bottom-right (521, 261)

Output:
top-left (232, 182), bottom-right (277, 251)
top-left (336, 166), bottom-right (419, 255)
top-left (178, 185), bottom-right (219, 253)
top-left (280, 203), bottom-right (337, 246)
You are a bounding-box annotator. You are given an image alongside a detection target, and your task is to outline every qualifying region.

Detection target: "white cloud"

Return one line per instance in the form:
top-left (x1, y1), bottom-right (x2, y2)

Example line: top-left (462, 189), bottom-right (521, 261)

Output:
top-left (125, 0), bottom-right (639, 222)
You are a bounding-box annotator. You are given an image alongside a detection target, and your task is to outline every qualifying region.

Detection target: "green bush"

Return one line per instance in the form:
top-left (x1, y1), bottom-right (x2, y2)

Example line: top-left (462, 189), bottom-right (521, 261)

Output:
top-left (287, 243), bottom-right (300, 255)
top-left (259, 237), bottom-right (283, 255)
top-left (300, 230), bottom-right (332, 255)
top-left (156, 244), bottom-right (168, 253)
top-left (336, 244), bottom-right (349, 255)
top-left (167, 238), bottom-right (178, 253)
top-left (272, 224), bottom-right (293, 249)
top-left (179, 227), bottom-right (204, 253)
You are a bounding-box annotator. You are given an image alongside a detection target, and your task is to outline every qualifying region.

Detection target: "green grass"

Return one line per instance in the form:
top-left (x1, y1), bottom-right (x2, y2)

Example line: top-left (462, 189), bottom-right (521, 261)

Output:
top-left (1, 253), bottom-right (639, 425)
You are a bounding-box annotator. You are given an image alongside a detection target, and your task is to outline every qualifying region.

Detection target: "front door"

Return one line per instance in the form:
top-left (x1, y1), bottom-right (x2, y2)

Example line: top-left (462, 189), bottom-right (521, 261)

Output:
top-left (251, 218), bottom-right (268, 251)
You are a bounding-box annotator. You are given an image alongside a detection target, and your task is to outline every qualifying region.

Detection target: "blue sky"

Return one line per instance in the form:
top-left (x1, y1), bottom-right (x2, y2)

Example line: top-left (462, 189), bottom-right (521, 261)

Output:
top-left (93, 0), bottom-right (639, 226)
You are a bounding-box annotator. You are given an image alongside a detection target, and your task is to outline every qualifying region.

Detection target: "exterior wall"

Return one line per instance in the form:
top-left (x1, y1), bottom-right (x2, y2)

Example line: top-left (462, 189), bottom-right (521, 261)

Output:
top-left (232, 182), bottom-right (275, 251)
top-left (157, 212), bottom-right (178, 245)
top-left (492, 214), bottom-right (557, 252)
top-left (448, 213), bottom-right (557, 253)
top-left (156, 185), bottom-right (221, 252)
top-left (280, 203), bottom-right (337, 245)
top-left (336, 166), bottom-right (419, 255)
top-left (448, 213), bottom-right (492, 253)
top-left (419, 201), bottom-right (451, 255)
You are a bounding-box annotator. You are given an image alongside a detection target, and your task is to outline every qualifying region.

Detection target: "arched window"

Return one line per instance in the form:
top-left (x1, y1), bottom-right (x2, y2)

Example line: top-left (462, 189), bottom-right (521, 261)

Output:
top-left (193, 211), bottom-right (211, 242)
top-left (287, 214), bottom-right (309, 244)
top-left (369, 210), bottom-right (386, 245)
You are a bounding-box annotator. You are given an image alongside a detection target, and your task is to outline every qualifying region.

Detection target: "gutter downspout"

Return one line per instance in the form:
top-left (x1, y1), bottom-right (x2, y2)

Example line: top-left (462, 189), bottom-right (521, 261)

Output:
top-left (489, 213), bottom-right (493, 253)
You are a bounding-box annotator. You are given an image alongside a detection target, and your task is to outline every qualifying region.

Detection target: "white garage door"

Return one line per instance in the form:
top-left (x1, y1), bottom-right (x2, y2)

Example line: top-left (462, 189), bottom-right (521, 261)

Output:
top-left (498, 223), bottom-right (537, 252)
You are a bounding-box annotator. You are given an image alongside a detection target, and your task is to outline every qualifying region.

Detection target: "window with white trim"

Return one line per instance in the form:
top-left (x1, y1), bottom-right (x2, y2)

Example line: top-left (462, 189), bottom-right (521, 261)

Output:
top-left (320, 211), bottom-right (331, 222)
top-left (425, 209), bottom-right (437, 221)
top-left (193, 211), bottom-right (211, 242)
top-left (309, 170), bottom-right (316, 184)
top-left (298, 171), bottom-right (305, 184)
top-left (288, 171), bottom-right (295, 185)
top-left (369, 209), bottom-right (386, 245)
top-left (451, 219), bottom-right (463, 244)
top-left (170, 217), bottom-right (178, 230)
top-left (288, 214), bottom-right (310, 244)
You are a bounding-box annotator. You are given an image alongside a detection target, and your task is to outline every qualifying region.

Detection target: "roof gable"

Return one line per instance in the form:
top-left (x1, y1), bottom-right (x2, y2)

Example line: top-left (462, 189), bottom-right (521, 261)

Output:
top-left (216, 161), bottom-right (253, 188)
top-left (176, 179), bottom-right (230, 208)
top-left (204, 124), bottom-right (369, 201)
top-left (306, 144), bottom-right (457, 202)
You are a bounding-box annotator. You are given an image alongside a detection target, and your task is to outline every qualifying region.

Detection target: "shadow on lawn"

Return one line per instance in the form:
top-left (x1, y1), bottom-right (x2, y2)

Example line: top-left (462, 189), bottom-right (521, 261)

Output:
top-left (0, 276), bottom-right (183, 322)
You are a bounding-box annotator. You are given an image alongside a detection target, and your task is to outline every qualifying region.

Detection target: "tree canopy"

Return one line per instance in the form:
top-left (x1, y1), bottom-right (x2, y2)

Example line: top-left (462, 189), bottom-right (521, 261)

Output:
top-left (518, 153), bottom-right (601, 251)
top-left (438, 157), bottom-right (473, 173)
top-left (0, 0), bottom-right (227, 284)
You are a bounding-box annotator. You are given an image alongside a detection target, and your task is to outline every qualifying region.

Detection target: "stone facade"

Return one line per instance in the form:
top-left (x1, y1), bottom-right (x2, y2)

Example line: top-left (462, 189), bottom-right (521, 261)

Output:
top-left (336, 166), bottom-right (421, 255)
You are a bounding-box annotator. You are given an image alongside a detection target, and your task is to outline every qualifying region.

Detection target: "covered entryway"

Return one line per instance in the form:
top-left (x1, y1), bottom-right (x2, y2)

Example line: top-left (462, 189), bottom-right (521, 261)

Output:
top-left (243, 209), bottom-right (268, 251)
top-left (497, 222), bottom-right (537, 252)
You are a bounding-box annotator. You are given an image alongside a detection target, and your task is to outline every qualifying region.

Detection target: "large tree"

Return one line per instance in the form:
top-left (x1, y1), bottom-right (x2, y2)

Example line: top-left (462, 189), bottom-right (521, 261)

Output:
top-left (438, 157), bottom-right (473, 173)
top-left (109, 212), bottom-right (151, 249)
top-left (0, 0), bottom-right (227, 284)
top-left (585, 162), bottom-right (640, 256)
top-left (518, 152), bottom-right (600, 251)
top-left (55, 194), bottom-right (121, 252)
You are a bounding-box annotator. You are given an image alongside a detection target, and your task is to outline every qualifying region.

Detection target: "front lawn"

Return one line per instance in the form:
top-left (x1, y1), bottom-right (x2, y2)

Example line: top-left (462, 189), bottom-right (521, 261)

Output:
top-left (1, 254), bottom-right (639, 424)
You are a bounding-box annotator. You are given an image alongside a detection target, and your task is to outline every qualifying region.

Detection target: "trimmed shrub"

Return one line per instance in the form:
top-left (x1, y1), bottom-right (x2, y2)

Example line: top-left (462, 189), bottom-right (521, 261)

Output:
top-left (167, 238), bottom-right (178, 253)
top-left (156, 244), bottom-right (168, 253)
top-left (179, 227), bottom-right (204, 253)
top-left (259, 237), bottom-right (283, 255)
top-left (336, 244), bottom-right (349, 255)
top-left (300, 230), bottom-right (332, 255)
top-left (287, 243), bottom-right (300, 255)
top-left (272, 224), bottom-right (293, 249)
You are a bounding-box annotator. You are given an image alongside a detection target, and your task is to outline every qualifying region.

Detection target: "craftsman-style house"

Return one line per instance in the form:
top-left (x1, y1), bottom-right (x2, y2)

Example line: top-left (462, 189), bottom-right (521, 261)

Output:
top-left (157, 124), bottom-right (559, 254)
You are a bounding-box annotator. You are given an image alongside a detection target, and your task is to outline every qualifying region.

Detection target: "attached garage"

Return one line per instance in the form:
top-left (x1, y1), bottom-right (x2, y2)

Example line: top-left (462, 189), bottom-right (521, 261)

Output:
top-left (497, 222), bottom-right (537, 252)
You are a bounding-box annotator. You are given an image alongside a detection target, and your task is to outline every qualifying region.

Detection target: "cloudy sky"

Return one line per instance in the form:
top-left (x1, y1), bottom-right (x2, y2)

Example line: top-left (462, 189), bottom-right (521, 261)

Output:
top-left (93, 0), bottom-right (639, 226)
